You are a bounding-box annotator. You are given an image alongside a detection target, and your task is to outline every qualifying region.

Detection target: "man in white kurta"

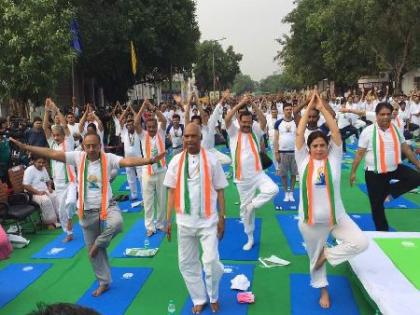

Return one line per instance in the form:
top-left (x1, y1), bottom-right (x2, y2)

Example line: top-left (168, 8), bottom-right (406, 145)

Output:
top-left (165, 123), bottom-right (228, 314)
top-left (225, 96), bottom-right (279, 251)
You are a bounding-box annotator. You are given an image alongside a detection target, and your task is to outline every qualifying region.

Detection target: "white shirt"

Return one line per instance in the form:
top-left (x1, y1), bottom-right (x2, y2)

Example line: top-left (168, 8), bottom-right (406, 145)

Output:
top-left (163, 150), bottom-right (228, 228)
top-left (48, 136), bottom-right (76, 190)
top-left (168, 125), bottom-right (183, 148)
top-left (358, 124), bottom-right (405, 172)
top-left (409, 101), bottom-right (420, 125)
top-left (201, 104), bottom-right (223, 150)
top-left (121, 128), bottom-right (142, 157)
top-left (295, 142), bottom-right (346, 224)
top-left (81, 121), bottom-right (104, 146)
top-left (227, 122), bottom-right (265, 181)
top-left (113, 117), bottom-right (122, 136)
top-left (65, 152), bottom-right (122, 210)
top-left (23, 165), bottom-right (50, 192)
top-left (275, 119), bottom-right (296, 151)
top-left (67, 123), bottom-right (80, 138)
top-left (140, 129), bottom-right (167, 174)
top-left (266, 114), bottom-right (279, 145)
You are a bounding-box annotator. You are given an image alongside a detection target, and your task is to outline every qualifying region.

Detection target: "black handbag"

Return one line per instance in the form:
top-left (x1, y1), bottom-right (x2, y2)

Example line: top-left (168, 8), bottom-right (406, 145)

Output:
top-left (259, 151), bottom-right (273, 170)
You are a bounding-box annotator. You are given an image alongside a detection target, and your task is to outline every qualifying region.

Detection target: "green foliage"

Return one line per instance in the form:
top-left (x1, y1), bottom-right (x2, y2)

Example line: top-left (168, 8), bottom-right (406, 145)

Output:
top-left (277, 0), bottom-right (420, 90)
top-left (259, 73), bottom-right (301, 93)
top-left (194, 41), bottom-right (242, 93)
top-left (0, 0), bottom-right (74, 102)
top-left (232, 73), bottom-right (257, 95)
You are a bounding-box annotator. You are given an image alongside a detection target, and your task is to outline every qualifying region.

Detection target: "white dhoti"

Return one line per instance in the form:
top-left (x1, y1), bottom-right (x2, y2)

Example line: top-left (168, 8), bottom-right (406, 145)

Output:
top-left (236, 172), bottom-right (279, 236)
top-left (298, 214), bottom-right (368, 288)
top-left (126, 166), bottom-right (143, 200)
top-left (32, 192), bottom-right (59, 224)
top-left (142, 171), bottom-right (166, 232)
top-left (56, 183), bottom-right (77, 235)
top-left (207, 148), bottom-right (232, 165)
top-left (177, 223), bottom-right (224, 305)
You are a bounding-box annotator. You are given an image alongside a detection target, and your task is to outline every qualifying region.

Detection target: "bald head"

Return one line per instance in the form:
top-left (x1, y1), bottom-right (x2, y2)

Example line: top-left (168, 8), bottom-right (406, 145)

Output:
top-left (184, 123), bottom-right (201, 154)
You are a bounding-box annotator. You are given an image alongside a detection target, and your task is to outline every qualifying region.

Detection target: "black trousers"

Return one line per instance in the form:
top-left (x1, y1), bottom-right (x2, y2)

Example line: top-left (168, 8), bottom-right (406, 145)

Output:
top-left (365, 164), bottom-right (420, 231)
top-left (340, 125), bottom-right (358, 152)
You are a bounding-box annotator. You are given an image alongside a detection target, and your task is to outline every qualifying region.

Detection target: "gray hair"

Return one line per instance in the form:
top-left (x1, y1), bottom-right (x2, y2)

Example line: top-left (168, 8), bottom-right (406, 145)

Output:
top-left (51, 125), bottom-right (65, 136)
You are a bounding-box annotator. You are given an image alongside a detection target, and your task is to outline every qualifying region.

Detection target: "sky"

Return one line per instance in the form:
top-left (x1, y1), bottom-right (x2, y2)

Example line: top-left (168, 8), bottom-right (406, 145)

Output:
top-left (195, 0), bottom-right (296, 82)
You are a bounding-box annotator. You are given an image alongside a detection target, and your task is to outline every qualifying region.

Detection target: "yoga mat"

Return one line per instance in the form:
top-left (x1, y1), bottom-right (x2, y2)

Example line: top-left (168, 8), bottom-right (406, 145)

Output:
top-left (219, 218), bottom-right (262, 261)
top-left (0, 263), bottom-right (52, 308)
top-left (290, 274), bottom-right (360, 315)
top-left (276, 214), bottom-right (306, 255)
top-left (218, 146), bottom-right (230, 155)
top-left (111, 219), bottom-right (165, 258)
top-left (118, 168), bottom-right (126, 175)
top-left (358, 184), bottom-right (419, 209)
top-left (32, 224), bottom-right (85, 259)
top-left (273, 189), bottom-right (299, 211)
top-left (117, 200), bottom-right (143, 213)
top-left (275, 214), bottom-right (333, 255)
top-left (180, 264), bottom-right (255, 315)
top-left (118, 180), bottom-right (142, 193)
top-left (374, 238), bottom-right (420, 290)
top-left (77, 267), bottom-right (152, 315)
top-left (349, 214), bottom-right (396, 231)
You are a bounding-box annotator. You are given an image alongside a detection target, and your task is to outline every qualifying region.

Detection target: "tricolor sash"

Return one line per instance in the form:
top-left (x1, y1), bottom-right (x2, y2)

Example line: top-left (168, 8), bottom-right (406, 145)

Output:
top-left (145, 132), bottom-right (166, 175)
top-left (174, 148), bottom-right (212, 218)
top-left (234, 131), bottom-right (262, 180)
top-left (78, 152), bottom-right (108, 220)
top-left (302, 158), bottom-right (337, 226)
top-left (372, 123), bottom-right (402, 174)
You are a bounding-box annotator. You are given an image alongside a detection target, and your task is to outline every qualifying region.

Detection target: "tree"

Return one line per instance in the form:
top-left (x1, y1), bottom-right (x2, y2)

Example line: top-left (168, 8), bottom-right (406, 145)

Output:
top-left (232, 74), bottom-right (256, 95)
top-left (73, 0), bottom-right (200, 101)
top-left (259, 73), bottom-right (301, 93)
top-left (194, 41), bottom-right (242, 93)
top-left (0, 0), bottom-right (74, 103)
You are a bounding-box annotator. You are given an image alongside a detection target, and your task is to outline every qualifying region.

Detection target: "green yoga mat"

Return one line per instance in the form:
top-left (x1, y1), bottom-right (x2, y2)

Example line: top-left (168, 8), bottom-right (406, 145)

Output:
top-left (375, 238), bottom-right (420, 290)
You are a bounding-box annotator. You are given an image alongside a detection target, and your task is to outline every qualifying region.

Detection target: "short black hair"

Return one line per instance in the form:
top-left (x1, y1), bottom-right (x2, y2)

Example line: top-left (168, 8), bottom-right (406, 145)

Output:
top-left (87, 123), bottom-right (97, 131)
top-left (31, 155), bottom-right (45, 162)
top-left (33, 116), bottom-right (42, 123)
top-left (27, 302), bottom-right (100, 315)
top-left (191, 115), bottom-right (202, 124)
top-left (172, 114), bottom-right (180, 120)
top-left (239, 111), bottom-right (253, 121)
top-left (307, 130), bottom-right (328, 148)
top-left (283, 102), bottom-right (292, 110)
top-left (375, 102), bottom-right (393, 115)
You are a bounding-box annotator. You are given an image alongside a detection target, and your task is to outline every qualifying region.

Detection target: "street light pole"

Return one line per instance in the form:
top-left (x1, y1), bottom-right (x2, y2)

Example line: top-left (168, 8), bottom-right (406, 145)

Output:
top-left (210, 37), bottom-right (226, 93)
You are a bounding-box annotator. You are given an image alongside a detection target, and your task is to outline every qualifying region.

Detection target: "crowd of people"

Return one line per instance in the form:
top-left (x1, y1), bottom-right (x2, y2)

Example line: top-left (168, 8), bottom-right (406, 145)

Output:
top-left (0, 86), bottom-right (419, 313)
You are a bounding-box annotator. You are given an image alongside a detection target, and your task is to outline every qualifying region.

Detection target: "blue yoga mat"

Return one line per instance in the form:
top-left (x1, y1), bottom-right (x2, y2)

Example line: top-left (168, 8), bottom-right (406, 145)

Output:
top-left (32, 224), bottom-right (85, 259)
top-left (219, 218), bottom-right (261, 261)
top-left (218, 146), bottom-right (230, 155)
top-left (358, 184), bottom-right (419, 209)
top-left (349, 213), bottom-right (396, 231)
top-left (118, 180), bottom-right (142, 193)
top-left (77, 267), bottom-right (152, 315)
top-left (276, 214), bottom-right (306, 255)
top-left (110, 219), bottom-right (165, 258)
top-left (290, 274), bottom-right (360, 315)
top-left (117, 200), bottom-right (143, 213)
top-left (273, 189), bottom-right (299, 211)
top-left (118, 168), bottom-right (126, 175)
top-left (180, 264), bottom-right (255, 315)
top-left (0, 263), bottom-right (52, 308)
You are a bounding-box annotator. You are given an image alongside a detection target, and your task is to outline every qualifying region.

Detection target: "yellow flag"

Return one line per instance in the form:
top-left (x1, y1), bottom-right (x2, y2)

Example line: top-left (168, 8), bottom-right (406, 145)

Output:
top-left (130, 41), bottom-right (137, 76)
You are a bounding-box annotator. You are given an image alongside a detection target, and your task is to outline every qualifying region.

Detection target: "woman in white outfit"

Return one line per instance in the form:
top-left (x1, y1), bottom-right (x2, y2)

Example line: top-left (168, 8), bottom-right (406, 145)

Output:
top-left (295, 92), bottom-right (368, 309)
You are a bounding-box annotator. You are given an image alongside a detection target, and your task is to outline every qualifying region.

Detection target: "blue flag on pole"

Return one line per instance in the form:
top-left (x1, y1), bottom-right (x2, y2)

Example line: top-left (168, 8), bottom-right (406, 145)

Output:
top-left (70, 18), bottom-right (82, 54)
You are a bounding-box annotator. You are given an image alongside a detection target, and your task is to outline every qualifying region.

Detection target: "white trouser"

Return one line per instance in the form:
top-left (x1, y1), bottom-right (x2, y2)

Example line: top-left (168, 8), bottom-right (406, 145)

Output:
top-left (269, 143), bottom-right (278, 170)
top-left (208, 148), bottom-right (232, 165)
top-left (142, 171), bottom-right (167, 232)
top-left (32, 192), bottom-right (59, 224)
top-left (353, 119), bottom-right (366, 129)
top-left (177, 223), bottom-right (224, 305)
top-left (56, 183), bottom-right (77, 235)
top-left (298, 214), bottom-right (369, 288)
top-left (236, 172), bottom-right (279, 236)
top-left (126, 166), bottom-right (143, 199)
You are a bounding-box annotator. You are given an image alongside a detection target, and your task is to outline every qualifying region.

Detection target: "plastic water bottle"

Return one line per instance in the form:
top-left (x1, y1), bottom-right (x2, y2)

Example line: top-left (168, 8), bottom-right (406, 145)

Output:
top-left (167, 300), bottom-right (176, 315)
top-left (144, 238), bottom-right (150, 249)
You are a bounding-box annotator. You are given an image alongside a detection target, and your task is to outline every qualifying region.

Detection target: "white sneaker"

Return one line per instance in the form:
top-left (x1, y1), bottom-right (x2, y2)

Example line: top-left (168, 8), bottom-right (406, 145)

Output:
top-left (283, 192), bottom-right (290, 202)
top-left (288, 191), bottom-right (295, 202)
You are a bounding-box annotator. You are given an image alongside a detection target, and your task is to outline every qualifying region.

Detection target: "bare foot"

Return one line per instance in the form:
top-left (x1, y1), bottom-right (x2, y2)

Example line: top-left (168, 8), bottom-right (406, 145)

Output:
top-left (66, 219), bottom-right (73, 233)
top-left (319, 287), bottom-right (330, 308)
top-left (146, 230), bottom-right (154, 237)
top-left (210, 301), bottom-right (220, 313)
top-left (314, 248), bottom-right (327, 270)
top-left (89, 244), bottom-right (99, 258)
top-left (63, 234), bottom-right (74, 243)
top-left (192, 303), bottom-right (206, 314)
top-left (91, 284), bottom-right (109, 297)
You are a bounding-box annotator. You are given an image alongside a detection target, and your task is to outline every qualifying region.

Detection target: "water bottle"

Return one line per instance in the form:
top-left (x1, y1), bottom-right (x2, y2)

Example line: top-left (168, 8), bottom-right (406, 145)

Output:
top-left (167, 300), bottom-right (176, 315)
top-left (144, 238), bottom-right (150, 249)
